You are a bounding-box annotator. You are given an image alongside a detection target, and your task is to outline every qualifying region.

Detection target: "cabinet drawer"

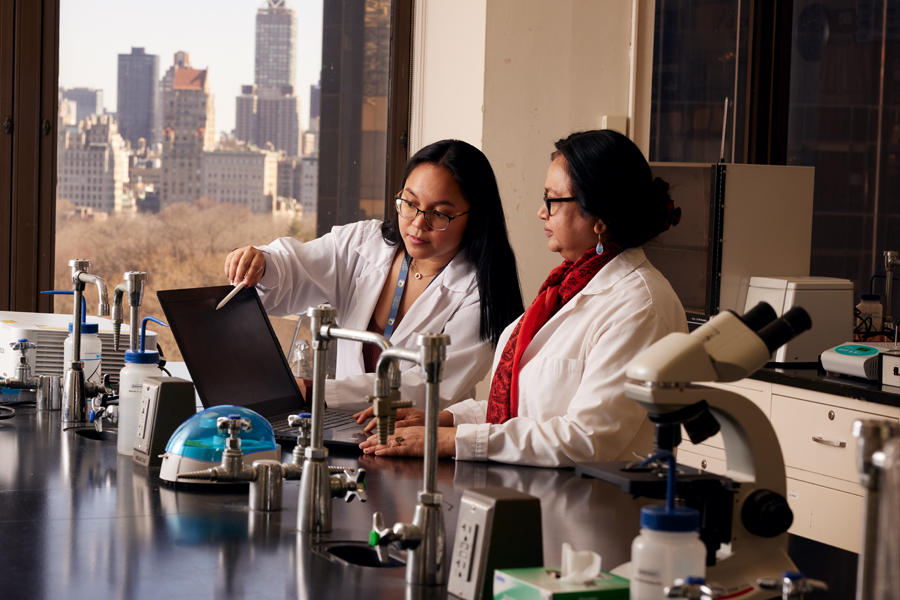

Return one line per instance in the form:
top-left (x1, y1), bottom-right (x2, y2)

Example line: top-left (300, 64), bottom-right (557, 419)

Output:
top-left (771, 394), bottom-right (897, 483)
top-left (677, 448), bottom-right (727, 476)
top-left (785, 478), bottom-right (862, 553)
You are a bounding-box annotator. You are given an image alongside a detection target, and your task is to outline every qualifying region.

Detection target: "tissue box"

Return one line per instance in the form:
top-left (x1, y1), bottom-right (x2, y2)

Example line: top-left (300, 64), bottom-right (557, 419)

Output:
top-left (493, 567), bottom-right (629, 600)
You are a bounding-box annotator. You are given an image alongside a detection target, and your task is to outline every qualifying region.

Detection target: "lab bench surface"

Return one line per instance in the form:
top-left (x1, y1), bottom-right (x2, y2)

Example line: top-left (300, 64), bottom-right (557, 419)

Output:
top-left (0, 407), bottom-right (644, 600)
top-left (753, 365), bottom-right (900, 408)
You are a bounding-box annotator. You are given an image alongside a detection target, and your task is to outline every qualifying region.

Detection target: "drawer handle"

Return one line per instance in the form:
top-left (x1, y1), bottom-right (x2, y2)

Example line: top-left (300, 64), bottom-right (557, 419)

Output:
top-left (812, 436), bottom-right (846, 448)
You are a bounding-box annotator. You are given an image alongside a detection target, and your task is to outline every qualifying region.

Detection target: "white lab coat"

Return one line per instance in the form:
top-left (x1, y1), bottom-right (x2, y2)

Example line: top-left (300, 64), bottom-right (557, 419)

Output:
top-left (256, 220), bottom-right (493, 412)
top-left (447, 247), bottom-right (687, 468)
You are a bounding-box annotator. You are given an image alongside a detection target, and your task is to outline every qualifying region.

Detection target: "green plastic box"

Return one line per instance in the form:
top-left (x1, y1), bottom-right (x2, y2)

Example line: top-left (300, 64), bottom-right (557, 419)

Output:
top-left (493, 567), bottom-right (629, 600)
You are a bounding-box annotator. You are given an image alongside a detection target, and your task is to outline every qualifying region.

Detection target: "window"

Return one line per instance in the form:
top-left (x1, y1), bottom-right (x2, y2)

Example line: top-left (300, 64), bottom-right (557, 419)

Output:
top-left (23, 0), bottom-right (412, 355)
top-left (650, 0), bottom-right (900, 314)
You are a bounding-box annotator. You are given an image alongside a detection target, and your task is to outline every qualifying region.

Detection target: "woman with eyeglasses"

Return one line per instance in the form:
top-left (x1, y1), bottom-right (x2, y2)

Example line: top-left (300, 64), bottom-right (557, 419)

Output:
top-left (357, 129), bottom-right (686, 467)
top-left (225, 139), bottom-right (524, 411)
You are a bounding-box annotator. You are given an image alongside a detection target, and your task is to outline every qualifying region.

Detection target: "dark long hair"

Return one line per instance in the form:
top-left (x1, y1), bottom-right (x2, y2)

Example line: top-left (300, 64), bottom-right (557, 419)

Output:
top-left (552, 130), bottom-right (681, 248)
top-left (382, 139), bottom-right (524, 347)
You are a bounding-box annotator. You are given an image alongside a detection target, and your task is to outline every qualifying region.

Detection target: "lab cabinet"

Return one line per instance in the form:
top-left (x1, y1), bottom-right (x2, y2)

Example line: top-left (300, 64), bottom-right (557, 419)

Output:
top-left (676, 380), bottom-right (900, 553)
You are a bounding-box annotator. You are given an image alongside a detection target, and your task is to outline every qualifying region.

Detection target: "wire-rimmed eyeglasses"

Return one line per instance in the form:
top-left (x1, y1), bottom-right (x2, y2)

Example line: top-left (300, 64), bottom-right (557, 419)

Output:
top-left (395, 197), bottom-right (469, 231)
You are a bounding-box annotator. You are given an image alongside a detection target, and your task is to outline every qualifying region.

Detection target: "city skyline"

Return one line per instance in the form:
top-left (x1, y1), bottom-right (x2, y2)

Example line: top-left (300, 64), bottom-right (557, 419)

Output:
top-left (59, 0), bottom-right (323, 135)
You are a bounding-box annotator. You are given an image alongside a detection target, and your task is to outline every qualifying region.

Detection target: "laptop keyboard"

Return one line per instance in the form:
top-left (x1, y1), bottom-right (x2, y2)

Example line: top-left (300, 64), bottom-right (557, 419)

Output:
top-left (270, 410), bottom-right (358, 435)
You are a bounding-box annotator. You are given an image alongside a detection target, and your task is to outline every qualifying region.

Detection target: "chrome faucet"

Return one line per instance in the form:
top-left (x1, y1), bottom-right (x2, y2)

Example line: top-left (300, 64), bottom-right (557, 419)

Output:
top-left (62, 259), bottom-right (110, 427)
top-left (758, 572), bottom-right (828, 599)
top-left (296, 304), bottom-right (385, 533)
top-left (369, 333), bottom-right (450, 587)
top-left (177, 415), bottom-right (257, 482)
top-left (883, 251), bottom-right (900, 333)
top-left (853, 419), bottom-right (899, 600)
top-left (111, 271), bottom-right (148, 352)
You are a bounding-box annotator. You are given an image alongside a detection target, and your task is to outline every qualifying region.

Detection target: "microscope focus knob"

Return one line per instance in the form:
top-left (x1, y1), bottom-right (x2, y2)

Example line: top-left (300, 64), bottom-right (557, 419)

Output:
top-left (741, 489), bottom-right (793, 538)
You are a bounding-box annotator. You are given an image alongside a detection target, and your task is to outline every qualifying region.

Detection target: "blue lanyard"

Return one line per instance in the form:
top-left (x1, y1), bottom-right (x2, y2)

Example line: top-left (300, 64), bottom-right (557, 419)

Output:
top-left (384, 254), bottom-right (411, 339)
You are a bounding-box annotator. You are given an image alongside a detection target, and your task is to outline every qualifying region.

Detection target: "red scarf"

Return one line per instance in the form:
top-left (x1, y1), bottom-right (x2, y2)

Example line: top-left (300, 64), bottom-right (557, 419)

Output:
top-left (485, 243), bottom-right (622, 424)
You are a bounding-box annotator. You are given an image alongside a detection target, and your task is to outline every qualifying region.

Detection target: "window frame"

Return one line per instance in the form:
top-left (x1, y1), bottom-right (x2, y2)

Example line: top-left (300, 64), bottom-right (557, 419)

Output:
top-left (3, 0), bottom-right (413, 311)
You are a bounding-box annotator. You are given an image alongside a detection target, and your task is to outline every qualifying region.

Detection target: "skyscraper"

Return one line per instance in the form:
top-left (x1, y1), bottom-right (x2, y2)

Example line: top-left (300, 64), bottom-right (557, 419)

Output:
top-left (255, 0), bottom-right (296, 89)
top-left (117, 47), bottom-right (160, 147)
top-left (235, 1), bottom-right (303, 157)
top-left (60, 87), bottom-right (104, 127)
top-left (160, 53), bottom-right (215, 206)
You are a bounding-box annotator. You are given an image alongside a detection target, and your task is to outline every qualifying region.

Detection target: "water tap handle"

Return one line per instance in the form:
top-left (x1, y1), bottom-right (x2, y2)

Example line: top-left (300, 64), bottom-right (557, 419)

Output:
top-left (287, 412), bottom-right (312, 448)
top-left (369, 512), bottom-right (395, 564)
top-left (337, 468), bottom-right (367, 503)
top-left (217, 414), bottom-right (251, 449)
top-left (11, 338), bottom-right (36, 356)
top-left (666, 577), bottom-right (725, 600)
top-left (758, 572), bottom-right (828, 599)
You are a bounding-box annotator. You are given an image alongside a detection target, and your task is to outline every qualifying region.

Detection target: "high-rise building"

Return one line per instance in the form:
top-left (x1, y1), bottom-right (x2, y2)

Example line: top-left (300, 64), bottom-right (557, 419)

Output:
top-left (201, 145), bottom-right (278, 214)
top-left (160, 54), bottom-right (215, 206)
top-left (235, 2), bottom-right (303, 157)
top-left (117, 48), bottom-right (160, 147)
top-left (57, 114), bottom-right (130, 214)
top-left (256, 85), bottom-right (302, 157)
top-left (255, 0), bottom-right (296, 89)
top-left (60, 87), bottom-right (104, 126)
top-left (235, 84), bottom-right (258, 144)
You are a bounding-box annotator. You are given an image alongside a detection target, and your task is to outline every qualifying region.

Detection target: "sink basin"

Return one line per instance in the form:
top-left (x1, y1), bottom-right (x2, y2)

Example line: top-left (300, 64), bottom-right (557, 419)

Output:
top-left (69, 427), bottom-right (117, 442)
top-left (315, 541), bottom-right (405, 568)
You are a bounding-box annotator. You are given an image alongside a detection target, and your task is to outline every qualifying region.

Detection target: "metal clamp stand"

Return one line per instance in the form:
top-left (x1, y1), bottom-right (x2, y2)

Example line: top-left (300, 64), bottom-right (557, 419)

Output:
top-left (369, 333), bottom-right (450, 586)
top-left (62, 259), bottom-right (110, 427)
top-left (853, 419), bottom-right (900, 600)
top-left (758, 572), bottom-right (828, 599)
top-left (297, 304), bottom-right (381, 533)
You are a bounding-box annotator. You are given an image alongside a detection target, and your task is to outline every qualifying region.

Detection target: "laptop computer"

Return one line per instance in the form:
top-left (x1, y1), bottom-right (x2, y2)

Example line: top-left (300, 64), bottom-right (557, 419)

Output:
top-left (157, 285), bottom-right (369, 450)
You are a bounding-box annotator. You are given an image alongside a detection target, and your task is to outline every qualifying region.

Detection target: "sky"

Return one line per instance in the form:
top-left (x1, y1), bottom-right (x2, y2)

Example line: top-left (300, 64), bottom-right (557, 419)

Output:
top-left (59, 0), bottom-right (323, 134)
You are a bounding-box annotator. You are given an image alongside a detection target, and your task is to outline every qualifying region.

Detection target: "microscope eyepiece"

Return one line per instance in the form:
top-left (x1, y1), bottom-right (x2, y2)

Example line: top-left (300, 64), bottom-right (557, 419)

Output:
top-left (737, 302), bottom-right (779, 333)
top-left (756, 306), bottom-right (813, 354)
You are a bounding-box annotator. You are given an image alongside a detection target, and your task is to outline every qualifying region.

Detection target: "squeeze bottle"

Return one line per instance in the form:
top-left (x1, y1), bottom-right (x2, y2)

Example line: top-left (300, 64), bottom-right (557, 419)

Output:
top-left (629, 452), bottom-right (706, 600)
top-left (118, 316), bottom-right (168, 455)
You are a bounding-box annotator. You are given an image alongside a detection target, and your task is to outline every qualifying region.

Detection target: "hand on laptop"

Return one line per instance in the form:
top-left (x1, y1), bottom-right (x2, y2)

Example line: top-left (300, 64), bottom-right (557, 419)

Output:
top-left (352, 407), bottom-right (453, 433)
top-left (359, 425), bottom-right (456, 458)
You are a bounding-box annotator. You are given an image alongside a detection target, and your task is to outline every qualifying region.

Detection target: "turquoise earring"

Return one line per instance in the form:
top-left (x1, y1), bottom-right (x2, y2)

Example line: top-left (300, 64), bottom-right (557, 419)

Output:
top-left (596, 236), bottom-right (604, 255)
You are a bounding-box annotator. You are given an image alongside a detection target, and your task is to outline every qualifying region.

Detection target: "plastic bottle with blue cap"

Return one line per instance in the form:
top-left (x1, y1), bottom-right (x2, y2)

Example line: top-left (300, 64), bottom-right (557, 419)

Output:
top-left (43, 291), bottom-right (103, 384)
top-left (118, 316), bottom-right (169, 455)
top-left (629, 451), bottom-right (706, 600)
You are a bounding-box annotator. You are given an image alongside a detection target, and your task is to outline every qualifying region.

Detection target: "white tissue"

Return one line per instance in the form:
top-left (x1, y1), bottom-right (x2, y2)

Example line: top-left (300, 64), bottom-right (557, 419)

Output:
top-left (559, 542), bottom-right (602, 582)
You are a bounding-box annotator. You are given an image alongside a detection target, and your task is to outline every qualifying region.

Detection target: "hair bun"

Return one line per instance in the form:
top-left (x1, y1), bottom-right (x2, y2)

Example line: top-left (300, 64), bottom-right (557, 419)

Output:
top-left (650, 177), bottom-right (681, 232)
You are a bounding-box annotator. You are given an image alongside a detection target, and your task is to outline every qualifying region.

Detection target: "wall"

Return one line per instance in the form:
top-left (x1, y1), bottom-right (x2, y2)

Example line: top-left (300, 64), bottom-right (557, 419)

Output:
top-left (411, 0), bottom-right (655, 302)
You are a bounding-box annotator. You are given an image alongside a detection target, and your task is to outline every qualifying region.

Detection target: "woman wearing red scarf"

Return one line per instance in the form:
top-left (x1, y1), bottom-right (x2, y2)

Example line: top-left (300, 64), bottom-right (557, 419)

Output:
top-left (358, 130), bottom-right (687, 467)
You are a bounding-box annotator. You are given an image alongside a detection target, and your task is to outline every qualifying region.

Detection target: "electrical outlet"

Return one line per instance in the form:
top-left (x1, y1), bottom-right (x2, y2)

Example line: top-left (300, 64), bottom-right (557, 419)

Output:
top-left (454, 520), bottom-right (479, 581)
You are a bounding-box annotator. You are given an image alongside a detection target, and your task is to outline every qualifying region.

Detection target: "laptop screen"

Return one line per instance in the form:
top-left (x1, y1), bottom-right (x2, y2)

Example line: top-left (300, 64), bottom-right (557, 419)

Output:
top-left (157, 285), bottom-right (303, 417)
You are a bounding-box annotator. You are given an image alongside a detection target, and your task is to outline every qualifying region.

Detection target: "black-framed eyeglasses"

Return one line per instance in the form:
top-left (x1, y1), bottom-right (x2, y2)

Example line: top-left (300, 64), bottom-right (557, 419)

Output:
top-left (395, 197), bottom-right (469, 231)
top-left (543, 192), bottom-right (576, 216)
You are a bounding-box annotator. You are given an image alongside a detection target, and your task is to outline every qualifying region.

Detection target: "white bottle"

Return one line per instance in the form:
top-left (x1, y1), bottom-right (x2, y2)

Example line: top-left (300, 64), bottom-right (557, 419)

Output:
top-left (629, 506), bottom-right (706, 600)
top-left (117, 316), bottom-right (168, 455)
top-left (63, 322), bottom-right (103, 384)
top-left (856, 293), bottom-right (883, 332)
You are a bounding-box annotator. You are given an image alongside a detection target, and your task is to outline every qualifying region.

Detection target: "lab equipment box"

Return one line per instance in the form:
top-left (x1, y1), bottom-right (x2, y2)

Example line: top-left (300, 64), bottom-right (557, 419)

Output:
top-left (493, 567), bottom-right (629, 600)
top-left (744, 276), bottom-right (853, 363)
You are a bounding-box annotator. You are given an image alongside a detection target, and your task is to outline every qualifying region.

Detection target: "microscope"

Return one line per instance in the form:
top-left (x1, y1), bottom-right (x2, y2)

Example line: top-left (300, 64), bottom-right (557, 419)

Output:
top-left (577, 302), bottom-right (812, 599)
